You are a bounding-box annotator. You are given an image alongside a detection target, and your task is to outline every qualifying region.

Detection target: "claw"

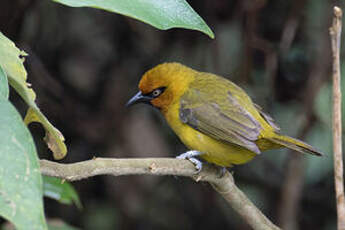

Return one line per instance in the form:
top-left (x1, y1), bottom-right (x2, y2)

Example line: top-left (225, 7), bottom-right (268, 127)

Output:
top-left (176, 150), bottom-right (202, 159)
top-left (176, 150), bottom-right (203, 173)
top-left (188, 158), bottom-right (203, 173)
top-left (218, 167), bottom-right (227, 178)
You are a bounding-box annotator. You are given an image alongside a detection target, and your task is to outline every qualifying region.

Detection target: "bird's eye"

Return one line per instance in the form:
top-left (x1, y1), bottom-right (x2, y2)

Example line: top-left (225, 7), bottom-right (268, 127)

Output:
top-left (152, 88), bottom-right (164, 97)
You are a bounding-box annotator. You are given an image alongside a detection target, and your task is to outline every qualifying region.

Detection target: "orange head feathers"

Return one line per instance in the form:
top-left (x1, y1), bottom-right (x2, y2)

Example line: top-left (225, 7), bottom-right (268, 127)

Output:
top-left (127, 63), bottom-right (196, 111)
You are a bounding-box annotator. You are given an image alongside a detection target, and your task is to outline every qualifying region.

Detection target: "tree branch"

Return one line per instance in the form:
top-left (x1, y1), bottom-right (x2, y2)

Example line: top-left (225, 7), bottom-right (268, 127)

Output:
top-left (330, 6), bottom-right (345, 230)
top-left (40, 158), bottom-right (280, 230)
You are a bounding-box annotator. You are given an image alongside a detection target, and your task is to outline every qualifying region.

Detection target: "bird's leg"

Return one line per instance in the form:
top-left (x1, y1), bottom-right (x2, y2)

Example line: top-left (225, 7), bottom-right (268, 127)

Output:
top-left (176, 150), bottom-right (203, 173)
top-left (218, 167), bottom-right (227, 178)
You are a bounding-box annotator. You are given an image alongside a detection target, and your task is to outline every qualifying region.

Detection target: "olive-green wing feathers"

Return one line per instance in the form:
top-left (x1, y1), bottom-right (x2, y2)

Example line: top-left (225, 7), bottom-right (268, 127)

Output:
top-left (254, 104), bottom-right (280, 132)
top-left (179, 75), bottom-right (263, 154)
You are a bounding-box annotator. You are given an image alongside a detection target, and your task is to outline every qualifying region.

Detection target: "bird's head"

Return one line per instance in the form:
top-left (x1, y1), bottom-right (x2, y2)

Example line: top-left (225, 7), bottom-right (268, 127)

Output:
top-left (126, 63), bottom-right (195, 112)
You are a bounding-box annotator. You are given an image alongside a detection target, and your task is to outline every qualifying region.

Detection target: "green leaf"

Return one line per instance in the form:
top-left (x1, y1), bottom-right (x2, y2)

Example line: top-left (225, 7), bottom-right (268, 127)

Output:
top-left (52, 0), bottom-right (214, 39)
top-left (0, 65), bottom-right (9, 99)
top-left (24, 107), bottom-right (67, 160)
top-left (0, 32), bottom-right (34, 101)
top-left (43, 176), bottom-right (82, 209)
top-left (0, 31), bottom-right (67, 159)
top-left (0, 100), bottom-right (47, 230)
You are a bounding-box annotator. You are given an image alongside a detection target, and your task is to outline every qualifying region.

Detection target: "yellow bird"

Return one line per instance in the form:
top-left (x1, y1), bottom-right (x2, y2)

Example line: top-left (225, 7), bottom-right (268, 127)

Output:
top-left (127, 63), bottom-right (322, 170)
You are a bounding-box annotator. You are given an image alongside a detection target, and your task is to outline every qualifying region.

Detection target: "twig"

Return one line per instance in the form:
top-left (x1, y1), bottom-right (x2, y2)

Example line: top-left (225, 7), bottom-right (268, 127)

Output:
top-left (40, 158), bottom-right (281, 230)
top-left (330, 6), bottom-right (345, 230)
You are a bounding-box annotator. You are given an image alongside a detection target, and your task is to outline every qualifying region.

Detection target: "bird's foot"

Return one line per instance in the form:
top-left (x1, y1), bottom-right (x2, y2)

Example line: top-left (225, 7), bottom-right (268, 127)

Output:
top-left (176, 150), bottom-right (203, 173)
top-left (218, 167), bottom-right (227, 178)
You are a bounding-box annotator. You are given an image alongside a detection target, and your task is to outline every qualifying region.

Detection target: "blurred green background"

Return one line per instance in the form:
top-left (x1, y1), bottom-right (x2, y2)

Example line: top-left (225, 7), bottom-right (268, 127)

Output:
top-left (1, 0), bottom-right (344, 229)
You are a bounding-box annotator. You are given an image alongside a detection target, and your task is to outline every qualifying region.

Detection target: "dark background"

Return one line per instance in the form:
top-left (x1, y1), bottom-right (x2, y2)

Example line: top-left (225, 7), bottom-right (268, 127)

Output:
top-left (1, 0), bottom-right (344, 229)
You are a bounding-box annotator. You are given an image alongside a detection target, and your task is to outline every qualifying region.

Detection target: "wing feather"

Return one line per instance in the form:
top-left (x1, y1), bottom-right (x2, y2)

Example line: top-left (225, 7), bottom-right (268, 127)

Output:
top-left (179, 81), bottom-right (263, 154)
top-left (254, 104), bottom-right (280, 132)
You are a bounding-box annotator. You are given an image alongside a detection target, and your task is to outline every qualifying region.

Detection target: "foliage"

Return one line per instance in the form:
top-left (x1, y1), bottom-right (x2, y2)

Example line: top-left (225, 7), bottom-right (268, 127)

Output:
top-left (43, 176), bottom-right (82, 209)
top-left (0, 32), bottom-right (66, 160)
top-left (52, 0), bottom-right (214, 38)
top-left (0, 1), bottom-right (213, 229)
top-left (0, 66), bottom-right (47, 229)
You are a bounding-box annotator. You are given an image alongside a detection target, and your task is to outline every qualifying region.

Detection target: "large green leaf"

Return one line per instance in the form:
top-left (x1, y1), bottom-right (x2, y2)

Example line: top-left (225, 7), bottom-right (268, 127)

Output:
top-left (52, 0), bottom-right (214, 38)
top-left (0, 100), bottom-right (47, 230)
top-left (0, 31), bottom-right (67, 159)
top-left (43, 176), bottom-right (82, 209)
top-left (0, 66), bottom-right (9, 99)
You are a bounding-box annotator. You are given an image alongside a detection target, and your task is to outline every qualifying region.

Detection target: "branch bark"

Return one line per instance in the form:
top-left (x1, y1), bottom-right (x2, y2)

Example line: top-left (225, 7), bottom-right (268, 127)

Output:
top-left (40, 158), bottom-right (280, 230)
top-left (330, 6), bottom-right (345, 230)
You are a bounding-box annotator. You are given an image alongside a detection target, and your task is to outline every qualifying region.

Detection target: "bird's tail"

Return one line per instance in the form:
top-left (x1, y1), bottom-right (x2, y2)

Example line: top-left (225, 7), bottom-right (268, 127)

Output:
top-left (267, 135), bottom-right (323, 156)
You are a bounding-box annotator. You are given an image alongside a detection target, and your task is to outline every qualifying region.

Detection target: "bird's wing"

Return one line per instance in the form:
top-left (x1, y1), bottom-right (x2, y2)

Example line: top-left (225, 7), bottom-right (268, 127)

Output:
top-left (179, 87), bottom-right (263, 154)
top-left (254, 104), bottom-right (280, 132)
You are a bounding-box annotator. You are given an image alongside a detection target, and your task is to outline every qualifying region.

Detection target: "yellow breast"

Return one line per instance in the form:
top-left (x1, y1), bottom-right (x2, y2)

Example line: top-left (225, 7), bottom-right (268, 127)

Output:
top-left (163, 102), bottom-right (257, 167)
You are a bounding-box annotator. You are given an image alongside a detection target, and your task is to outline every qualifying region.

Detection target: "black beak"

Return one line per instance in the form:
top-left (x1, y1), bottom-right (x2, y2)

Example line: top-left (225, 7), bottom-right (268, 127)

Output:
top-left (126, 91), bottom-right (152, 107)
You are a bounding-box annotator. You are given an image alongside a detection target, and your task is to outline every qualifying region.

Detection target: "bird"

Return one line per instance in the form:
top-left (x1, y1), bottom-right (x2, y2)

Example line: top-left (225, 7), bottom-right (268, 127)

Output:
top-left (126, 63), bottom-right (322, 171)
